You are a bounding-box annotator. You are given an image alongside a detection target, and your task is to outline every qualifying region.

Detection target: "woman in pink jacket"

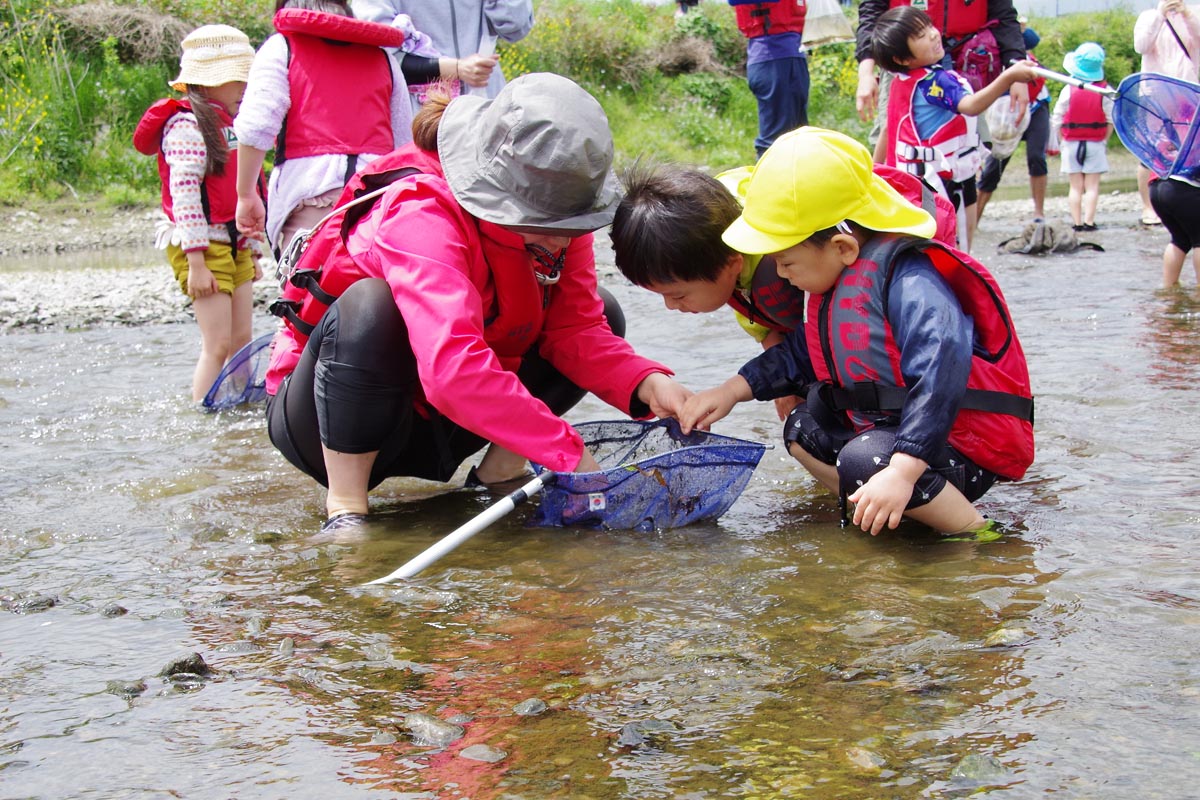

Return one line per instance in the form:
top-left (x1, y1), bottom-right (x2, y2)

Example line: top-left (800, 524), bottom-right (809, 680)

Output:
top-left (265, 73), bottom-right (691, 530)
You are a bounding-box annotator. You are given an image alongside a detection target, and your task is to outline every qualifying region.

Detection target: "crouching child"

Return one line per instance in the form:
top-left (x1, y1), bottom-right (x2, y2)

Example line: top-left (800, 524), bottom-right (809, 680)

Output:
top-left (678, 127), bottom-right (1035, 536)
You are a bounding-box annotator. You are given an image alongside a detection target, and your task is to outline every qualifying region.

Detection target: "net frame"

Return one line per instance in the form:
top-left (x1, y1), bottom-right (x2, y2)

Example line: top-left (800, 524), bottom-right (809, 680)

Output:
top-left (530, 419), bottom-right (768, 531)
top-left (201, 331), bottom-right (275, 411)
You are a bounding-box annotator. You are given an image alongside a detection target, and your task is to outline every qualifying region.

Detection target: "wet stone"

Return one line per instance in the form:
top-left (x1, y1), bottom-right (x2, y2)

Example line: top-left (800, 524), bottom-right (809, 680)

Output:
top-left (105, 680), bottom-right (147, 698)
top-left (99, 603), bottom-right (128, 618)
top-left (6, 594), bottom-right (57, 614)
top-left (984, 627), bottom-right (1033, 648)
top-left (159, 652), bottom-right (211, 678)
top-left (512, 698), bottom-right (547, 716)
top-left (402, 712), bottom-right (465, 747)
top-left (460, 744), bottom-right (507, 763)
top-left (950, 753), bottom-right (1011, 786)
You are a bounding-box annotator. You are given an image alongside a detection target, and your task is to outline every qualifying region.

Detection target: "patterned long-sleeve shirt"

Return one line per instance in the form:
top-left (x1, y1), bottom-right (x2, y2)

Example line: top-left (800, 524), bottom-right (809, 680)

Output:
top-left (162, 113), bottom-right (235, 252)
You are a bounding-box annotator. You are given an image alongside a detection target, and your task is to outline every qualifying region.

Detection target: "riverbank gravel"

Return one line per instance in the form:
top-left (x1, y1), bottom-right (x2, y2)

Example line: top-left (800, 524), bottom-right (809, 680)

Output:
top-left (0, 192), bottom-right (1146, 333)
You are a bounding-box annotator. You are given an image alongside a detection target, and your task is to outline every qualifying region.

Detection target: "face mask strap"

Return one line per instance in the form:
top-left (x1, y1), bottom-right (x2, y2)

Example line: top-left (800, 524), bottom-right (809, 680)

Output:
top-left (835, 220), bottom-right (853, 236)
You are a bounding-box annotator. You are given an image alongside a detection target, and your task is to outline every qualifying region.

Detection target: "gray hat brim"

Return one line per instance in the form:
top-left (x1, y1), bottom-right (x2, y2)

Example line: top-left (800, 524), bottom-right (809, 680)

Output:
top-left (438, 76), bottom-right (622, 233)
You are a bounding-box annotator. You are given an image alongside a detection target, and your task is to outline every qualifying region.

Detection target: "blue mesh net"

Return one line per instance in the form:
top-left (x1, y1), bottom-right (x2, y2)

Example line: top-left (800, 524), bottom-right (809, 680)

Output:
top-left (530, 419), bottom-right (768, 531)
top-left (201, 332), bottom-right (274, 412)
top-left (1112, 72), bottom-right (1200, 182)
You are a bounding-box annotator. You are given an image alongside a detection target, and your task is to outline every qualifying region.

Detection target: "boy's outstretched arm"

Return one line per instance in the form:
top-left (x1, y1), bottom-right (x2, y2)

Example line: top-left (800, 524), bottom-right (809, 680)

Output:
top-left (956, 60), bottom-right (1038, 117)
top-left (678, 376), bottom-right (753, 434)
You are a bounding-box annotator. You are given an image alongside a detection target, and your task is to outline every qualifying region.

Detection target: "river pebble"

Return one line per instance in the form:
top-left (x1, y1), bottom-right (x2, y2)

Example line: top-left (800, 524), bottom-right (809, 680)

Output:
top-left (158, 652), bottom-right (211, 678)
top-left (402, 712), bottom-right (465, 747)
top-left (460, 744), bottom-right (507, 763)
top-left (512, 698), bottom-right (548, 716)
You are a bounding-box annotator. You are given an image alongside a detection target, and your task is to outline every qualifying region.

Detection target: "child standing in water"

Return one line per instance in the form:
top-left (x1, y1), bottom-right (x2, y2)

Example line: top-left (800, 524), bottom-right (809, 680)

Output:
top-left (677, 127), bottom-right (1035, 536)
top-left (134, 25), bottom-right (265, 403)
top-left (1051, 42), bottom-right (1114, 231)
top-left (872, 5), bottom-right (1037, 251)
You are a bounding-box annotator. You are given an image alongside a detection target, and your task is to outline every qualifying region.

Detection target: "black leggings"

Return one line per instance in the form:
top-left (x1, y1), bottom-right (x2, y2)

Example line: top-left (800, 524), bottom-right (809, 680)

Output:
top-left (783, 397), bottom-right (996, 509)
top-left (267, 278), bottom-right (626, 487)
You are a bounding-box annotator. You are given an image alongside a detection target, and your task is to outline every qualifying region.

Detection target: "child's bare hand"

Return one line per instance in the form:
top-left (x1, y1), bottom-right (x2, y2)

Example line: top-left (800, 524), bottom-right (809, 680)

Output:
top-left (847, 465), bottom-right (915, 536)
top-left (236, 195), bottom-right (266, 237)
top-left (187, 263), bottom-right (219, 299)
top-left (678, 378), bottom-right (748, 434)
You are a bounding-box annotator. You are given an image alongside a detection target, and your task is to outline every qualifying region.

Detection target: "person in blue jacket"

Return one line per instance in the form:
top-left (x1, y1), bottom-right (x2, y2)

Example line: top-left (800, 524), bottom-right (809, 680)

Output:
top-left (677, 127), bottom-right (1035, 536)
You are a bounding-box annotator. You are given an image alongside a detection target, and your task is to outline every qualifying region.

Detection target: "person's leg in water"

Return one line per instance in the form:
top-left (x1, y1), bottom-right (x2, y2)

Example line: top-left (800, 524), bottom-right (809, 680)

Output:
top-left (1081, 171), bottom-right (1101, 227)
top-left (1138, 164), bottom-right (1161, 225)
top-left (191, 289), bottom-right (234, 403)
top-left (974, 153), bottom-right (1008, 223)
top-left (784, 404), bottom-right (993, 533)
top-left (267, 279), bottom-right (418, 520)
top-left (1024, 105), bottom-right (1050, 220)
top-left (1067, 172), bottom-right (1084, 228)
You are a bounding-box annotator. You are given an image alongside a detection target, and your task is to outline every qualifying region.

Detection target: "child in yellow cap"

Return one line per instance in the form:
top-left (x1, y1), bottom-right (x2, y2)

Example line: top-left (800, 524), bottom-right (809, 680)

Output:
top-left (677, 127), bottom-right (1035, 536)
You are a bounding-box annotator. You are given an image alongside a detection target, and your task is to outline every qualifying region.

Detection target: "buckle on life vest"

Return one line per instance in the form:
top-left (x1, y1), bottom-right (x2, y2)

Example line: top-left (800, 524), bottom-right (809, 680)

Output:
top-left (276, 227), bottom-right (315, 288)
top-left (268, 298), bottom-right (315, 337)
top-left (289, 267), bottom-right (339, 307)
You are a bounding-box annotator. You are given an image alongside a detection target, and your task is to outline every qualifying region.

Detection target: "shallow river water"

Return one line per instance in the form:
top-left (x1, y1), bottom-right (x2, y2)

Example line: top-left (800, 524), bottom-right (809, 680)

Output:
top-left (2, 211), bottom-right (1198, 799)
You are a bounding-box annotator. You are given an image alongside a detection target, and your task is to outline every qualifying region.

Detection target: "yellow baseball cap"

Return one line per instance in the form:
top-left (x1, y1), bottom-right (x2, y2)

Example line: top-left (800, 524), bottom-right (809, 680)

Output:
top-left (722, 127), bottom-right (936, 255)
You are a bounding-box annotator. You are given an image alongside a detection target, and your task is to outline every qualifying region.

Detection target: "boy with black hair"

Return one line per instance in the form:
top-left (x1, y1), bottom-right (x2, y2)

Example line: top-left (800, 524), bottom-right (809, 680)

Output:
top-left (872, 5), bottom-right (1036, 250)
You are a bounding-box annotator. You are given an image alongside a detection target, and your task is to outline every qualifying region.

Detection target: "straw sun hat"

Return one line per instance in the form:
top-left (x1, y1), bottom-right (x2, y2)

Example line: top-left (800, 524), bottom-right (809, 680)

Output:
top-left (170, 25), bottom-right (255, 92)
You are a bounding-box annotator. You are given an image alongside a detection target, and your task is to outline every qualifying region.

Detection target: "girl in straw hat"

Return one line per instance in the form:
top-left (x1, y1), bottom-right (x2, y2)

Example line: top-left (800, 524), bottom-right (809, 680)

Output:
top-left (133, 24), bottom-right (267, 403)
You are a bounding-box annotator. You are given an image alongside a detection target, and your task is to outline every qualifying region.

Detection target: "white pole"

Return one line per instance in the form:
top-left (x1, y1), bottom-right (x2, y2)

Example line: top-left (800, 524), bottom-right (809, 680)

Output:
top-left (363, 471), bottom-right (555, 584)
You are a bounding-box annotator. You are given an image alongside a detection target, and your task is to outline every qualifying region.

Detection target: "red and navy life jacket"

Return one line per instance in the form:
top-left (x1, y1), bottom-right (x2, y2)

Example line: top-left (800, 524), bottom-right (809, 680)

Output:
top-left (726, 165), bottom-right (957, 334)
top-left (132, 98), bottom-right (265, 242)
top-left (804, 233), bottom-right (1035, 480)
top-left (270, 144), bottom-right (547, 370)
top-left (273, 8), bottom-right (405, 179)
top-left (1061, 82), bottom-right (1109, 142)
top-left (887, 0), bottom-right (987, 40)
top-left (886, 66), bottom-right (980, 183)
top-left (732, 0), bottom-right (807, 38)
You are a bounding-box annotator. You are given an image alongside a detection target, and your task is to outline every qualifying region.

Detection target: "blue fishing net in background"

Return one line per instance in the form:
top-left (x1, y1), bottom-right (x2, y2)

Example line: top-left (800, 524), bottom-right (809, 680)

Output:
top-left (201, 331), bottom-right (275, 412)
top-left (531, 419), bottom-right (768, 531)
top-left (1112, 72), bottom-right (1200, 182)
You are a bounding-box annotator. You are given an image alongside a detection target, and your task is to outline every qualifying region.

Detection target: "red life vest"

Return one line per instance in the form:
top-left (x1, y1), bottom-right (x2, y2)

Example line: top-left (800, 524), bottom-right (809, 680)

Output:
top-left (734, 0), bottom-right (807, 38)
top-left (804, 233), bottom-right (1035, 480)
top-left (1062, 82), bottom-right (1109, 142)
top-left (886, 67), bottom-right (980, 183)
top-left (270, 144), bottom-right (548, 371)
top-left (273, 8), bottom-right (404, 166)
top-left (887, 0), bottom-right (987, 40)
top-left (726, 165), bottom-right (957, 334)
top-left (132, 98), bottom-right (263, 227)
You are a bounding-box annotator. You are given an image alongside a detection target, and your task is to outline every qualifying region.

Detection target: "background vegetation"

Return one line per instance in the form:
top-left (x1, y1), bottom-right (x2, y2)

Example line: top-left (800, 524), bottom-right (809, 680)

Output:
top-left (0, 0), bottom-right (1139, 207)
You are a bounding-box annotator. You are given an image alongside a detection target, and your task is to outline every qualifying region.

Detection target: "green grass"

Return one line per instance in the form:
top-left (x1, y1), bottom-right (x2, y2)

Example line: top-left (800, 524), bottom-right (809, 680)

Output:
top-left (0, 0), bottom-right (1146, 205)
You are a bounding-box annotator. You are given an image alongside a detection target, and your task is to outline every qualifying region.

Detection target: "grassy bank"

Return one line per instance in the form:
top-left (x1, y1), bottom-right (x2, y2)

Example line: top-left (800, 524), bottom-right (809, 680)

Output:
top-left (0, 0), bottom-right (1138, 207)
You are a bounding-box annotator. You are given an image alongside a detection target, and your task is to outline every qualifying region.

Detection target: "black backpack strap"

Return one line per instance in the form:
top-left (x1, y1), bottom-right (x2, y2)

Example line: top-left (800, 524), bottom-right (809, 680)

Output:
top-left (268, 298), bottom-right (315, 337)
top-left (825, 381), bottom-right (1034, 423)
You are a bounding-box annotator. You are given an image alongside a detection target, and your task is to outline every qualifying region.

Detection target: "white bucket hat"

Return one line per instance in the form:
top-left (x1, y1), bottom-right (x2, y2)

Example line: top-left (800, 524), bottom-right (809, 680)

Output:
top-left (437, 73), bottom-right (622, 234)
top-left (170, 25), bottom-right (255, 92)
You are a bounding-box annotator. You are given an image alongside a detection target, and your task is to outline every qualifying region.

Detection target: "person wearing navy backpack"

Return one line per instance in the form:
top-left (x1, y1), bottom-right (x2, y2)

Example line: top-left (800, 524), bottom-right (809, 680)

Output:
top-left (728, 0), bottom-right (810, 157)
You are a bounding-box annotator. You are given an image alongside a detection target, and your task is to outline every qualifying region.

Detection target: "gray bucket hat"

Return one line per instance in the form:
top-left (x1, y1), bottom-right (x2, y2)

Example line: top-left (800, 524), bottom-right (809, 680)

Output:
top-left (438, 72), bottom-right (622, 233)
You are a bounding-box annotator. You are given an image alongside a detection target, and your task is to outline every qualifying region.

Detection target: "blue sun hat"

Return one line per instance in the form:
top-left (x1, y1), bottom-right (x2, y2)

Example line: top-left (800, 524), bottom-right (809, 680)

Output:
top-left (1064, 42), bottom-right (1106, 83)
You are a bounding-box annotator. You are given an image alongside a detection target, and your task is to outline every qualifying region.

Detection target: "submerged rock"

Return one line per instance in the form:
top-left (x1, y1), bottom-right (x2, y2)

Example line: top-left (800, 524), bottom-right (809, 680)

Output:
top-left (99, 603), bottom-right (128, 618)
top-left (460, 744), bottom-right (507, 763)
top-left (513, 698), bottom-right (548, 716)
top-left (158, 652), bottom-right (211, 678)
top-left (402, 712), bottom-right (465, 747)
top-left (105, 679), bottom-right (147, 698)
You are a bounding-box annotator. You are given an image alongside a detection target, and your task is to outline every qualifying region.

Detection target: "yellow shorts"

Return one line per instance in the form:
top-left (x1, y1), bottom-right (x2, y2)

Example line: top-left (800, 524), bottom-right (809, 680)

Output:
top-left (167, 241), bottom-right (255, 296)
